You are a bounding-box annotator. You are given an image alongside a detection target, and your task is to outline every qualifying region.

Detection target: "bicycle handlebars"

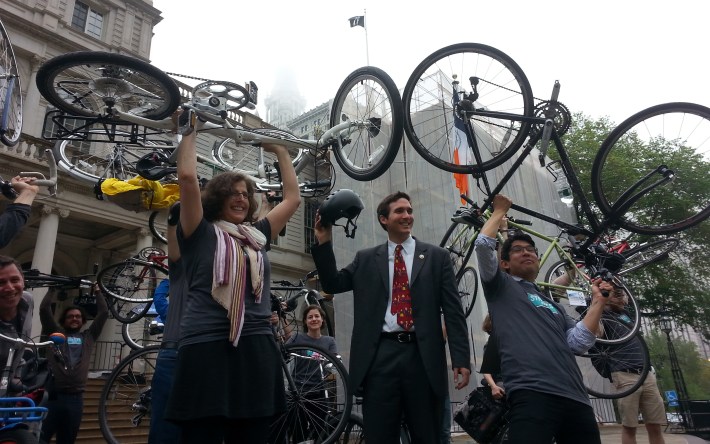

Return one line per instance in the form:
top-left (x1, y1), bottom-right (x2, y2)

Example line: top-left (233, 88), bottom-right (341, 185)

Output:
top-left (2, 149), bottom-right (58, 198)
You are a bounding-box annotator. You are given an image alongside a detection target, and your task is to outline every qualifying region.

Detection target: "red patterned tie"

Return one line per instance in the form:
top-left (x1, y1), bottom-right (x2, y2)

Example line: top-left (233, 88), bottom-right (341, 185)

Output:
top-left (391, 244), bottom-right (413, 330)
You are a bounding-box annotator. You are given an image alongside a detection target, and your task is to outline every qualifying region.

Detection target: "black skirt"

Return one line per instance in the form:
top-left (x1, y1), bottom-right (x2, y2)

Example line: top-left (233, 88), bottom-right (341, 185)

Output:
top-left (165, 335), bottom-right (285, 421)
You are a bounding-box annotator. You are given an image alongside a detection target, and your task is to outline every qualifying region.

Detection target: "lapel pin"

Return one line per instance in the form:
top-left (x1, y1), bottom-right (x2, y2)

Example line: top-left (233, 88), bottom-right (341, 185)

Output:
top-left (419, 254), bottom-right (424, 259)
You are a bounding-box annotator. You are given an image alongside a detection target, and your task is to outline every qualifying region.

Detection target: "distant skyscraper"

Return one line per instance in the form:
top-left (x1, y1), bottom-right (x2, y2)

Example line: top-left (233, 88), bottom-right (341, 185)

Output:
top-left (264, 67), bottom-right (306, 129)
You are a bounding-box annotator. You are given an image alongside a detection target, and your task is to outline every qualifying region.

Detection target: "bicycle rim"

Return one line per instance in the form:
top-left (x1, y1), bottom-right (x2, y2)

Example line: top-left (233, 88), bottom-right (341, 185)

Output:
top-left (99, 346), bottom-right (159, 444)
top-left (543, 260), bottom-right (640, 345)
top-left (37, 51), bottom-right (180, 119)
top-left (592, 102), bottom-right (710, 235)
top-left (330, 66), bottom-right (403, 181)
top-left (0, 20), bottom-right (22, 147)
top-left (53, 129), bottom-right (167, 183)
top-left (271, 344), bottom-right (351, 444)
top-left (620, 238), bottom-right (679, 275)
top-left (122, 316), bottom-right (163, 350)
top-left (457, 266), bottom-right (479, 318)
top-left (439, 221), bottom-right (476, 278)
top-left (402, 43), bottom-right (533, 174)
top-left (98, 260), bottom-right (167, 323)
top-left (577, 333), bottom-right (650, 399)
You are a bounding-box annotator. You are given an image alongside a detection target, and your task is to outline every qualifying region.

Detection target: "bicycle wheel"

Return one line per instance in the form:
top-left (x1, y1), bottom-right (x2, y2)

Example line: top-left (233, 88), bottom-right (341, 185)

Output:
top-left (122, 315), bottom-right (163, 350)
top-left (543, 260), bottom-right (640, 345)
top-left (53, 130), bottom-right (171, 183)
top-left (318, 411), bottom-right (365, 444)
top-left (402, 43), bottom-right (534, 174)
top-left (0, 19), bottom-right (22, 147)
top-left (577, 333), bottom-right (651, 399)
top-left (620, 238), bottom-right (679, 275)
top-left (591, 102), bottom-right (710, 235)
top-left (439, 221), bottom-right (477, 278)
top-left (0, 428), bottom-right (37, 444)
top-left (148, 211), bottom-right (168, 244)
top-left (99, 345), bottom-right (159, 444)
top-left (97, 259), bottom-right (168, 323)
top-left (329, 66), bottom-right (403, 181)
top-left (457, 266), bottom-right (479, 318)
top-left (270, 344), bottom-right (352, 444)
top-left (37, 51), bottom-right (180, 119)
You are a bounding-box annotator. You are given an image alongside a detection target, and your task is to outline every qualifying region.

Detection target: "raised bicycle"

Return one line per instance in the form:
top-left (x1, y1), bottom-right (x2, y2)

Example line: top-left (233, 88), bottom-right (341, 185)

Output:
top-left (36, 51), bottom-right (404, 183)
top-left (402, 42), bottom-right (709, 237)
top-left (0, 17), bottom-right (22, 147)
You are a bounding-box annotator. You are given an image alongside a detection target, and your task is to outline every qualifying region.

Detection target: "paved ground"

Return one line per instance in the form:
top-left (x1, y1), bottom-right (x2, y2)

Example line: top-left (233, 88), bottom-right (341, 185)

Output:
top-left (449, 424), bottom-right (710, 443)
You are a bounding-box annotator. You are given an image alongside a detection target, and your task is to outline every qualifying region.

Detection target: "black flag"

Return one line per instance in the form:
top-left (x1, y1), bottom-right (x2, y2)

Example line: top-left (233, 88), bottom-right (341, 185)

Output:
top-left (349, 16), bottom-right (365, 28)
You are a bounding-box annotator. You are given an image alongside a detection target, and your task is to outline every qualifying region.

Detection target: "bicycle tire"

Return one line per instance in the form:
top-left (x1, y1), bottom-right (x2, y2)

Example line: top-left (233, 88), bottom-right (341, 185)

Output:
top-left (619, 238), bottom-right (679, 275)
top-left (97, 259), bottom-right (168, 323)
top-left (270, 343), bottom-right (352, 444)
top-left (577, 333), bottom-right (651, 399)
top-left (122, 316), bottom-right (162, 350)
top-left (99, 345), bottom-right (159, 444)
top-left (148, 211), bottom-right (168, 244)
top-left (543, 260), bottom-right (640, 345)
top-left (0, 19), bottom-right (22, 147)
top-left (457, 266), bottom-right (479, 319)
top-left (329, 66), bottom-right (403, 181)
top-left (318, 411), bottom-right (365, 444)
top-left (439, 221), bottom-right (477, 279)
top-left (53, 129), bottom-right (171, 184)
top-left (591, 102), bottom-right (710, 235)
top-left (37, 51), bottom-right (180, 120)
top-left (402, 43), bottom-right (534, 174)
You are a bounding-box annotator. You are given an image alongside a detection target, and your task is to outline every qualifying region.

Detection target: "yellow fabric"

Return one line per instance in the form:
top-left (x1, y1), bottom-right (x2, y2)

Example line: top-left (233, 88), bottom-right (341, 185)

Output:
top-left (101, 177), bottom-right (180, 212)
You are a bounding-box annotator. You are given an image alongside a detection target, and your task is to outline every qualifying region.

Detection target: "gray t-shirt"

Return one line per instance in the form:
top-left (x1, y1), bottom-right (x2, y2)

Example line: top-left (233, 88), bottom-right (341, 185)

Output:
top-left (178, 218), bottom-right (272, 346)
top-left (286, 332), bottom-right (338, 389)
top-left (162, 258), bottom-right (185, 343)
top-left (475, 236), bottom-right (591, 406)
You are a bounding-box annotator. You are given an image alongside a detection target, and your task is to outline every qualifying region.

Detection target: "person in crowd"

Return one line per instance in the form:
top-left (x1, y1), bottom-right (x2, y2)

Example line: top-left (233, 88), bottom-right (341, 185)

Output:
top-left (164, 115), bottom-right (300, 443)
top-left (311, 191), bottom-right (471, 444)
top-left (480, 313), bottom-right (504, 400)
top-left (0, 255), bottom-right (34, 392)
top-left (149, 202), bottom-right (185, 444)
top-left (474, 194), bottom-right (608, 444)
top-left (286, 304), bottom-right (338, 442)
top-left (600, 286), bottom-right (666, 444)
top-left (39, 283), bottom-right (108, 444)
top-left (0, 176), bottom-right (39, 248)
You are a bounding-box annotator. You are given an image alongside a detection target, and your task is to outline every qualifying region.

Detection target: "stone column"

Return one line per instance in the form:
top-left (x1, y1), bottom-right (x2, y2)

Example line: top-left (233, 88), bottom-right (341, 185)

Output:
top-left (29, 206), bottom-right (68, 337)
top-left (23, 56), bottom-right (45, 138)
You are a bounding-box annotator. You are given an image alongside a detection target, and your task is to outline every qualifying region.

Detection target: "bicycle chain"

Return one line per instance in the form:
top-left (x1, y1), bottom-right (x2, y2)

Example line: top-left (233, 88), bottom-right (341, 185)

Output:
top-left (477, 77), bottom-right (548, 103)
top-left (164, 71), bottom-right (214, 83)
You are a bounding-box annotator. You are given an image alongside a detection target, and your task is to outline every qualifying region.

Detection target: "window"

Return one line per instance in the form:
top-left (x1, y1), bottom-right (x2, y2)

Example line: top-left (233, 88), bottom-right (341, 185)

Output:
top-left (43, 108), bottom-right (92, 152)
top-left (304, 201), bottom-right (319, 253)
top-left (72, 1), bottom-right (104, 39)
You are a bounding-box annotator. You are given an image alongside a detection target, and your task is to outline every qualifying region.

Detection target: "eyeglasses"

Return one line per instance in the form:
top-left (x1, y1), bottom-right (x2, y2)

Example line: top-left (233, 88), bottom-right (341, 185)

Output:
top-left (228, 191), bottom-right (252, 200)
top-left (509, 245), bottom-right (538, 254)
top-left (65, 314), bottom-right (83, 319)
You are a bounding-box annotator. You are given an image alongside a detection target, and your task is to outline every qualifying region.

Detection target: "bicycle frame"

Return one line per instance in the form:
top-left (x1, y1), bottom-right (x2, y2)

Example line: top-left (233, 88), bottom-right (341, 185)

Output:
top-left (460, 82), bottom-right (676, 248)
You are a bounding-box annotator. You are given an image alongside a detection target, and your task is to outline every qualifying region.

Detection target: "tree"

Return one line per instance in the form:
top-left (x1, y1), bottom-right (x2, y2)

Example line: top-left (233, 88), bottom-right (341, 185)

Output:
top-left (645, 330), bottom-right (710, 399)
top-left (554, 113), bottom-right (710, 336)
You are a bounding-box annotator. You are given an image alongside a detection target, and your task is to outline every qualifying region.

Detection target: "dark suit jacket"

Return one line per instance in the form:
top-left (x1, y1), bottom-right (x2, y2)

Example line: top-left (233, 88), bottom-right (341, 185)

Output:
top-left (311, 238), bottom-right (471, 397)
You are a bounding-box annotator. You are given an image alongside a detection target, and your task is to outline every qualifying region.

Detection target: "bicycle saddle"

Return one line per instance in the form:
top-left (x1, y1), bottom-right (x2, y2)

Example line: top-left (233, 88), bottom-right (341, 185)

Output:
top-left (136, 153), bottom-right (175, 181)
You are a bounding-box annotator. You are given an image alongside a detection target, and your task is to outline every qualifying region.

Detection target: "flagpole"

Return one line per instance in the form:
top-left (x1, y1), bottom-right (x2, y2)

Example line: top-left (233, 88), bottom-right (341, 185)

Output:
top-left (363, 9), bottom-right (370, 66)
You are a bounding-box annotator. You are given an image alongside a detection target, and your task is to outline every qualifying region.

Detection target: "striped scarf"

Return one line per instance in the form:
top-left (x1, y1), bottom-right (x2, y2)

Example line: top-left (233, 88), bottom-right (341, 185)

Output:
top-left (212, 220), bottom-right (266, 346)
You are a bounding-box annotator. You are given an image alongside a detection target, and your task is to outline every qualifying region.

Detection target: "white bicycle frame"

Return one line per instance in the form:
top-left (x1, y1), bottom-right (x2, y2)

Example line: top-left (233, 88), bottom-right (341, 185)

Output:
top-left (111, 106), bottom-right (356, 190)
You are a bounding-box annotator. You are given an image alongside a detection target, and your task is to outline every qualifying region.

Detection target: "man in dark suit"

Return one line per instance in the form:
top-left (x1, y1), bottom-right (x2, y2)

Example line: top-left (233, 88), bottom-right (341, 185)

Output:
top-left (312, 191), bottom-right (471, 443)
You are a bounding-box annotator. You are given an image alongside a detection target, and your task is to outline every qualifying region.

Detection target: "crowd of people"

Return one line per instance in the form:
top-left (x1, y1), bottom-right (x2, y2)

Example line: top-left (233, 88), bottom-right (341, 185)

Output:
top-left (1, 123), bottom-right (669, 444)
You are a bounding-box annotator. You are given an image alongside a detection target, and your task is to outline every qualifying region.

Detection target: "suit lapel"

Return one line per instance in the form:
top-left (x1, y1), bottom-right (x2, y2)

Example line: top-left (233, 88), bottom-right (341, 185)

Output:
top-left (376, 243), bottom-right (389, 295)
top-left (411, 240), bottom-right (427, 285)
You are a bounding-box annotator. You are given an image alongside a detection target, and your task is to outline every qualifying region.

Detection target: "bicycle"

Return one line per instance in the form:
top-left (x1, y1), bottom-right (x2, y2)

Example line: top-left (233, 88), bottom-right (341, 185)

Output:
top-left (0, 331), bottom-right (66, 443)
top-left (271, 270), bottom-right (335, 338)
top-left (0, 17), bottom-right (22, 147)
top-left (96, 246), bottom-right (169, 324)
top-left (402, 42), bottom-right (709, 237)
top-left (36, 51), bottom-right (404, 183)
top-left (441, 201), bottom-right (641, 345)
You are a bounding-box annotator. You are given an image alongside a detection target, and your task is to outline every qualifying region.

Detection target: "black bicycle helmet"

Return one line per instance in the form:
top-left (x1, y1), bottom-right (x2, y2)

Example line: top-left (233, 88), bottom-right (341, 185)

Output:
top-left (318, 189), bottom-right (364, 238)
